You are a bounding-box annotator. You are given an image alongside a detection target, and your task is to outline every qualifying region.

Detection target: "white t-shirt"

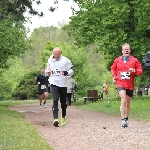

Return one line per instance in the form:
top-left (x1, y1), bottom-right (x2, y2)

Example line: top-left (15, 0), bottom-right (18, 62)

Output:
top-left (46, 55), bottom-right (74, 87)
top-left (66, 76), bottom-right (77, 93)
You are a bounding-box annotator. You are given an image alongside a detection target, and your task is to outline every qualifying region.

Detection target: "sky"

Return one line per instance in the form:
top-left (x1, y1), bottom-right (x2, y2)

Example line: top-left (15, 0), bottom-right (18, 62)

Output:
top-left (25, 1), bottom-right (79, 35)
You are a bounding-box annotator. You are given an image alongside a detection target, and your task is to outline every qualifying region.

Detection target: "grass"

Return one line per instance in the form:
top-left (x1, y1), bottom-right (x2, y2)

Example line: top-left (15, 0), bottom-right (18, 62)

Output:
top-left (0, 100), bottom-right (53, 150)
top-left (74, 96), bottom-right (150, 122)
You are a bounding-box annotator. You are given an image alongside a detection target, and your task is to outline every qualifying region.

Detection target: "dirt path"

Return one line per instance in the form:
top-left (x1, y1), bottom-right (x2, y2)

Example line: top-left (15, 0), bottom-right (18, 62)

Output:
top-left (10, 102), bottom-right (150, 150)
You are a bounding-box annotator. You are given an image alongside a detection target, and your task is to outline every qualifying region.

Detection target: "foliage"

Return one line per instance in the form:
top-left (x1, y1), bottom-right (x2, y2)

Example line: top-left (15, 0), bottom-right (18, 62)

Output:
top-left (0, 16), bottom-right (30, 69)
top-left (66, 0), bottom-right (150, 67)
top-left (0, 57), bottom-right (29, 100)
top-left (12, 70), bottom-right (39, 100)
top-left (47, 0), bottom-right (78, 12)
top-left (135, 71), bottom-right (150, 88)
top-left (0, 0), bottom-right (46, 70)
top-left (23, 26), bottom-right (74, 71)
top-left (0, 0), bottom-right (43, 21)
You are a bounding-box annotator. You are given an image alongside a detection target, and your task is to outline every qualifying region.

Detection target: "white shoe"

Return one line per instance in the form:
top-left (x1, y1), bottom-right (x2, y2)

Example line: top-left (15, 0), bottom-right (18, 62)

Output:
top-left (40, 105), bottom-right (42, 109)
top-left (44, 104), bottom-right (47, 108)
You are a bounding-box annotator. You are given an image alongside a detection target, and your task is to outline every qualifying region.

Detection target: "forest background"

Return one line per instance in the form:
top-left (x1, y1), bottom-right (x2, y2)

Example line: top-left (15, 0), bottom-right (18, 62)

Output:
top-left (0, 0), bottom-right (150, 100)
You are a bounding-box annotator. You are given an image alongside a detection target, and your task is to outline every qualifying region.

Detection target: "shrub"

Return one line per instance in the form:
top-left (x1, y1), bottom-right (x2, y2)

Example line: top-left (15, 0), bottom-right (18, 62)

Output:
top-left (12, 70), bottom-right (39, 100)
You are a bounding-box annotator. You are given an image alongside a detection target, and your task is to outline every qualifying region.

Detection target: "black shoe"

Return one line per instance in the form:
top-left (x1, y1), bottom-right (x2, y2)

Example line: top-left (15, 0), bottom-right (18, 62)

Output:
top-left (53, 119), bottom-right (59, 127)
top-left (122, 119), bottom-right (128, 128)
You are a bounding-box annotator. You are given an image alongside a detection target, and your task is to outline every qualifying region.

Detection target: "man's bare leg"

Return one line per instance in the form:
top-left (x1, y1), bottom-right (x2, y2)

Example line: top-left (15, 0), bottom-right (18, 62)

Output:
top-left (43, 92), bottom-right (48, 108)
top-left (39, 94), bottom-right (43, 108)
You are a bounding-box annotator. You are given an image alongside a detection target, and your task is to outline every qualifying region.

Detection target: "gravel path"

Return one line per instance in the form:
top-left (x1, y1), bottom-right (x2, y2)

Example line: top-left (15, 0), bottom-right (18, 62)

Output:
top-left (10, 102), bottom-right (150, 150)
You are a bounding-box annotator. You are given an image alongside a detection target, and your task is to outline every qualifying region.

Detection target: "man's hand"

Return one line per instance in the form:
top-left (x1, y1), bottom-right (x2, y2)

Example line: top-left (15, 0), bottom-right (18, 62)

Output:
top-left (113, 76), bottom-right (117, 83)
top-left (128, 68), bottom-right (135, 72)
top-left (38, 82), bottom-right (40, 85)
top-left (62, 71), bottom-right (68, 76)
top-left (45, 69), bottom-right (51, 76)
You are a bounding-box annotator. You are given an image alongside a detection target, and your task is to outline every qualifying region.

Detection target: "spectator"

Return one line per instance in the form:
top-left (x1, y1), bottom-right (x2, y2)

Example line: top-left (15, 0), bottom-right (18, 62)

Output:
top-left (66, 75), bottom-right (77, 106)
top-left (144, 84), bottom-right (149, 95)
top-left (103, 82), bottom-right (109, 97)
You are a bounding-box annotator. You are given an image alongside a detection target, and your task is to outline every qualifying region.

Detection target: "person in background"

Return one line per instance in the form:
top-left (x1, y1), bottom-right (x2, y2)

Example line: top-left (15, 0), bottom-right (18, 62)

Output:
top-left (144, 84), bottom-right (149, 95)
top-left (46, 47), bottom-right (74, 127)
top-left (103, 82), bottom-right (109, 97)
top-left (36, 67), bottom-right (49, 109)
top-left (45, 69), bottom-right (51, 98)
top-left (66, 75), bottom-right (77, 106)
top-left (111, 43), bottom-right (143, 128)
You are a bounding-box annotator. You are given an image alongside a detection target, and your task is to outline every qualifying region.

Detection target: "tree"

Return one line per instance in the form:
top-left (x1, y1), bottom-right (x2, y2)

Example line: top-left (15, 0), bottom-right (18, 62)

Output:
top-left (0, 0), bottom-right (43, 21)
top-left (65, 0), bottom-right (150, 64)
top-left (0, 17), bottom-right (30, 69)
top-left (0, 57), bottom-right (29, 100)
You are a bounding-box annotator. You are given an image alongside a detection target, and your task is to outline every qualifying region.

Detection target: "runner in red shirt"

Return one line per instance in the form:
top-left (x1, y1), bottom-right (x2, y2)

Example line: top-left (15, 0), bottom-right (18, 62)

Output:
top-left (111, 43), bottom-right (143, 127)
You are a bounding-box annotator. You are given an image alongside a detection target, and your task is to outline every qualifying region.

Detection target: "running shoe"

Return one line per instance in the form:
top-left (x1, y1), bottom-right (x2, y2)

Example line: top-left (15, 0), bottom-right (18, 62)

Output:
top-left (122, 119), bottom-right (128, 128)
top-left (61, 117), bottom-right (66, 126)
top-left (43, 104), bottom-right (47, 108)
top-left (40, 105), bottom-right (42, 109)
top-left (53, 119), bottom-right (59, 127)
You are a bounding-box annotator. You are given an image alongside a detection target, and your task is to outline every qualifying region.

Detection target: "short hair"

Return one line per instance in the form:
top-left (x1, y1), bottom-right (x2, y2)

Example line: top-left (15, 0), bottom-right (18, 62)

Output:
top-left (122, 43), bottom-right (130, 49)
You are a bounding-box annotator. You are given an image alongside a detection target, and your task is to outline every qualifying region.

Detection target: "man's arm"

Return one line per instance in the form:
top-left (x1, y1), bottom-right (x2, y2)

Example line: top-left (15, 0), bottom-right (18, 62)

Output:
top-left (63, 67), bottom-right (74, 76)
top-left (36, 75), bottom-right (40, 85)
top-left (135, 58), bottom-right (143, 76)
top-left (64, 58), bottom-right (74, 76)
top-left (111, 59), bottom-right (118, 83)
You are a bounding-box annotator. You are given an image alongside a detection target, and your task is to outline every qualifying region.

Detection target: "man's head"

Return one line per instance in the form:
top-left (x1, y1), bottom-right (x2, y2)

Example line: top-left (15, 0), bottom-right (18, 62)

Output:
top-left (40, 67), bottom-right (45, 74)
top-left (122, 43), bottom-right (131, 57)
top-left (53, 47), bottom-right (62, 60)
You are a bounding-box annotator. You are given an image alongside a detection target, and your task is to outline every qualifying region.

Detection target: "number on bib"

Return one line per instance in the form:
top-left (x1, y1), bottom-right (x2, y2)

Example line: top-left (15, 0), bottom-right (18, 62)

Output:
top-left (120, 72), bottom-right (130, 79)
top-left (41, 85), bottom-right (46, 89)
top-left (52, 68), bottom-right (61, 76)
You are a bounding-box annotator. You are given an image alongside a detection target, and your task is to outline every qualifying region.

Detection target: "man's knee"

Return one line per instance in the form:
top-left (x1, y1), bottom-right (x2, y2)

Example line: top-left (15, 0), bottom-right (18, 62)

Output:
top-left (61, 103), bottom-right (67, 109)
top-left (52, 101), bottom-right (59, 112)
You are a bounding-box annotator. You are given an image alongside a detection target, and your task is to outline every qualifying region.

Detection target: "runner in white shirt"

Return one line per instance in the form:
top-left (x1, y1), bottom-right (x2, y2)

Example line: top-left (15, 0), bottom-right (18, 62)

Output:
top-left (46, 47), bottom-right (74, 127)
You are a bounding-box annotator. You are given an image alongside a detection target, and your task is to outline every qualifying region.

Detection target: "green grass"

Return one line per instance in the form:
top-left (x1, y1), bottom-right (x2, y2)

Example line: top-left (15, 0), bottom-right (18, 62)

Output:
top-left (0, 100), bottom-right (53, 150)
top-left (74, 96), bottom-right (150, 122)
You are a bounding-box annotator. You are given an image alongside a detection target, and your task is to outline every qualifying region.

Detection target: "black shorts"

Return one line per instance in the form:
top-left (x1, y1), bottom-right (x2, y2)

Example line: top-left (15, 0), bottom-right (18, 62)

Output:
top-left (117, 87), bottom-right (133, 97)
top-left (38, 86), bottom-right (48, 95)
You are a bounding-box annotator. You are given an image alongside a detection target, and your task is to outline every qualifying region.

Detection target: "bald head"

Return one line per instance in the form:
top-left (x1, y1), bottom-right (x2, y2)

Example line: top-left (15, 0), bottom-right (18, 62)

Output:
top-left (53, 47), bottom-right (62, 60)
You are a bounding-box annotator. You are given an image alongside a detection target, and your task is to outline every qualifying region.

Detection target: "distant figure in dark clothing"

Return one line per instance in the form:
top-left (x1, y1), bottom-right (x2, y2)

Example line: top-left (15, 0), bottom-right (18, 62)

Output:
top-left (144, 84), bottom-right (149, 95)
top-left (36, 67), bottom-right (49, 109)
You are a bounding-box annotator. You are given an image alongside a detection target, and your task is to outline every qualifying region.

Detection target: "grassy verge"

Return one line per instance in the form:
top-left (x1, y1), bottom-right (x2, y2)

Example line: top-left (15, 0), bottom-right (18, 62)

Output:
top-left (0, 100), bottom-right (53, 150)
top-left (74, 96), bottom-right (150, 122)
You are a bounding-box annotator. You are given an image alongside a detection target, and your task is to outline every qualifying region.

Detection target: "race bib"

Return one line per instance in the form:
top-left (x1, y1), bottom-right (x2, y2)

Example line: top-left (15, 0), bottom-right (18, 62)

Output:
top-left (120, 72), bottom-right (130, 79)
top-left (52, 68), bottom-right (61, 76)
top-left (41, 85), bottom-right (46, 89)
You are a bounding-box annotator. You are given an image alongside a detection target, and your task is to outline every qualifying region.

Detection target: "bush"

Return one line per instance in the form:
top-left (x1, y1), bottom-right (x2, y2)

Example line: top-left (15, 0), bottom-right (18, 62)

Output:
top-left (12, 70), bottom-right (39, 100)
